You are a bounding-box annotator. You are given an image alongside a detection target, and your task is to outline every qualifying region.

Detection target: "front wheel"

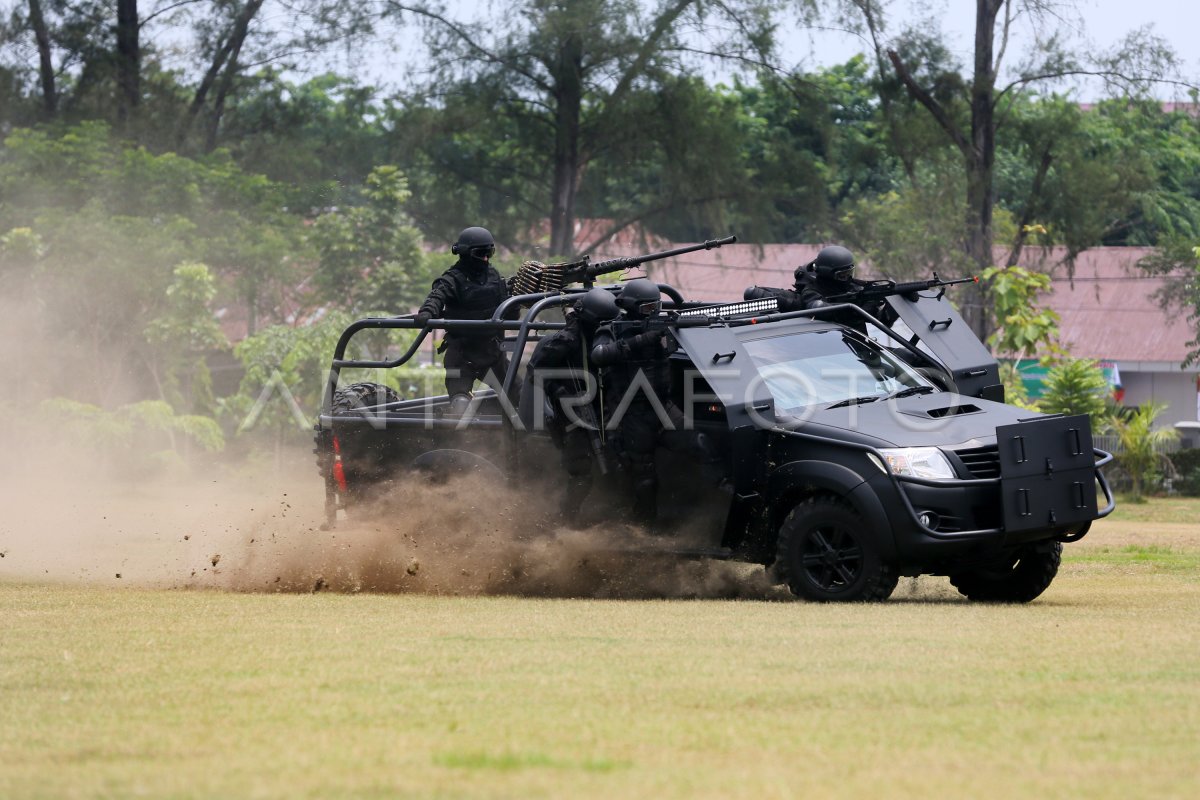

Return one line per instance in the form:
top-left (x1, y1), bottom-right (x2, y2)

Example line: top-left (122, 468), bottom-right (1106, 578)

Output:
top-left (949, 542), bottom-right (1062, 603)
top-left (774, 498), bottom-right (898, 602)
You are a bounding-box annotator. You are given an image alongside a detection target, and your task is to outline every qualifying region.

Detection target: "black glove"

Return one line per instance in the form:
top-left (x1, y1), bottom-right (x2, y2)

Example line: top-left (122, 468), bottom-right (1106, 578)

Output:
top-left (414, 311), bottom-right (432, 326)
top-left (661, 331), bottom-right (679, 355)
top-left (631, 330), bottom-right (672, 354)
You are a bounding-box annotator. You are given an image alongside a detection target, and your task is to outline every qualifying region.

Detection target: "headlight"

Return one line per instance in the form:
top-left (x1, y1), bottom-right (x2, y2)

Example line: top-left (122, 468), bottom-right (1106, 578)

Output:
top-left (877, 447), bottom-right (956, 479)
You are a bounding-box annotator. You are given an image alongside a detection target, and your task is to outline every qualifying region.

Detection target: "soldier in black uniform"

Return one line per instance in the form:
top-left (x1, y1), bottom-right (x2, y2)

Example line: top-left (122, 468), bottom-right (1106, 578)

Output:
top-left (744, 245), bottom-right (889, 330)
top-left (589, 279), bottom-right (686, 525)
top-left (415, 226), bottom-right (510, 415)
top-left (521, 288), bottom-right (621, 518)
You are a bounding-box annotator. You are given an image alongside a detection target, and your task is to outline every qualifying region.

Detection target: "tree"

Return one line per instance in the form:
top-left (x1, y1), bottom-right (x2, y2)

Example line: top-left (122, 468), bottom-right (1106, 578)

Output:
top-left (1037, 358), bottom-right (1109, 429)
top-left (979, 264), bottom-right (1060, 358)
top-left (0, 122), bottom-right (305, 402)
top-left (837, 0), bottom-right (1189, 335)
top-left (387, 0), bottom-right (778, 256)
top-left (115, 0), bottom-right (139, 126)
top-left (1109, 402), bottom-right (1178, 502)
top-left (0, 1), bottom-right (376, 145)
top-left (144, 262), bottom-right (228, 414)
top-left (26, 0), bottom-right (56, 116)
top-left (307, 165), bottom-right (433, 313)
top-left (1140, 237), bottom-right (1200, 366)
top-left (172, 1), bottom-right (376, 153)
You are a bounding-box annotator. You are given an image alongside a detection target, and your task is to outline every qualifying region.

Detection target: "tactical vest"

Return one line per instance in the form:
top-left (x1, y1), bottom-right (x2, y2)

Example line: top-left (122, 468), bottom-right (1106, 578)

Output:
top-left (443, 260), bottom-right (508, 339)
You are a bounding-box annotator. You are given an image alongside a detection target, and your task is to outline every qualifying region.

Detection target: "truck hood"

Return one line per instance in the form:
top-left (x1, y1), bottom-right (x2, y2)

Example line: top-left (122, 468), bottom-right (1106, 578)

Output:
top-left (776, 391), bottom-right (1040, 449)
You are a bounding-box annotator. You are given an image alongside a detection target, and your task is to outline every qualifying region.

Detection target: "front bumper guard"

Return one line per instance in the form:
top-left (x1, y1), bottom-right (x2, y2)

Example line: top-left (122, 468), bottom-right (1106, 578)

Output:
top-left (771, 427), bottom-right (1114, 542)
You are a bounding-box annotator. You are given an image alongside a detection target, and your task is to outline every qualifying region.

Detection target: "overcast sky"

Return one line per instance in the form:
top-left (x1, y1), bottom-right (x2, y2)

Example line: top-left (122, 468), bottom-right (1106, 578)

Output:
top-left (791, 0), bottom-right (1198, 99)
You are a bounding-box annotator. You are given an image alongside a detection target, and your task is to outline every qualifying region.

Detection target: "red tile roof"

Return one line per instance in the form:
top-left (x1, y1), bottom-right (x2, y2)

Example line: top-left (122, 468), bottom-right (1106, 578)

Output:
top-left (586, 240), bottom-right (1192, 364)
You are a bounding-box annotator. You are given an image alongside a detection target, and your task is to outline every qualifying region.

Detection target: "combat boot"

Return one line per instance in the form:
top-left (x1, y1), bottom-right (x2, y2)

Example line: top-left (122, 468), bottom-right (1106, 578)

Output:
top-left (445, 392), bottom-right (472, 418)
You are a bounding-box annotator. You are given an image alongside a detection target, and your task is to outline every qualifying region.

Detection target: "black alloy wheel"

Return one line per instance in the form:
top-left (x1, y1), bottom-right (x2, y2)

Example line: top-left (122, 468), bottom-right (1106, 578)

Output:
top-left (775, 497), bottom-right (898, 602)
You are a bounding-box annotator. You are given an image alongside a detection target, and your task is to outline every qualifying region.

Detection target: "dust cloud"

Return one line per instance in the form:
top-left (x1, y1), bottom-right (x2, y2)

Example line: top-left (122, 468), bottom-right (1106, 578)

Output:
top-left (0, 288), bottom-right (787, 601)
top-left (0, 450), bottom-right (790, 600)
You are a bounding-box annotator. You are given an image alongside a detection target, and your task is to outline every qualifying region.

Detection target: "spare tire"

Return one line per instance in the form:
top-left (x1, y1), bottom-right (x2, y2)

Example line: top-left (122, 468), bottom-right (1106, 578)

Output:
top-left (331, 382), bottom-right (401, 415)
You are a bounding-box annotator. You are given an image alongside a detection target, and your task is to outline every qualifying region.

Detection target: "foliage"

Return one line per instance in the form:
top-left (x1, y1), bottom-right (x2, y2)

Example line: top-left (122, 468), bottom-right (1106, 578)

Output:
top-left (1139, 236), bottom-right (1200, 366)
top-left (144, 263), bottom-right (228, 414)
top-left (38, 397), bottom-right (224, 476)
top-left (1037, 359), bottom-right (1110, 429)
top-left (0, 122), bottom-right (303, 356)
top-left (222, 312), bottom-right (438, 446)
top-left (980, 265), bottom-right (1061, 358)
top-left (387, 0), bottom-right (780, 255)
top-left (1171, 448), bottom-right (1200, 496)
top-left (997, 362), bottom-right (1037, 411)
top-left (307, 165), bottom-right (432, 312)
top-left (1108, 402), bottom-right (1179, 502)
top-left (837, 163), bottom-right (979, 280)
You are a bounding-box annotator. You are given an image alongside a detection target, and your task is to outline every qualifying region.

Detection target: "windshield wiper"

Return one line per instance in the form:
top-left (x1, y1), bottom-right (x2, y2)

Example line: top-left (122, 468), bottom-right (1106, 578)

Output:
top-left (826, 395), bottom-right (882, 409)
top-left (885, 386), bottom-right (936, 401)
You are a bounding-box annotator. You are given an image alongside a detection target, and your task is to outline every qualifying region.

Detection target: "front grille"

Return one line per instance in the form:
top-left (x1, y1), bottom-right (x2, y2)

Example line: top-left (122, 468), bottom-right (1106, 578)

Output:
top-left (954, 444), bottom-right (1001, 478)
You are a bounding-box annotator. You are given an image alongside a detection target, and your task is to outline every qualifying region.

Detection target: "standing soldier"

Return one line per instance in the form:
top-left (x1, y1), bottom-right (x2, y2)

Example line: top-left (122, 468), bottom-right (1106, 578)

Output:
top-left (415, 226), bottom-right (510, 416)
top-left (589, 279), bottom-right (685, 525)
top-left (521, 288), bottom-right (621, 519)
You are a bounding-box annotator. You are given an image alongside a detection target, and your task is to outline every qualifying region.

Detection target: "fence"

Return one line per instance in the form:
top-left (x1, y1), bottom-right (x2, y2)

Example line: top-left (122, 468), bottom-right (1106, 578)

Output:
top-left (1092, 434), bottom-right (1181, 455)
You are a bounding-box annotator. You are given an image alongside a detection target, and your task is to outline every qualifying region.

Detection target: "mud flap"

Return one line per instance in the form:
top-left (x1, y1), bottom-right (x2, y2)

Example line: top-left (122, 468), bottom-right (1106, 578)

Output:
top-left (997, 415), bottom-right (1097, 533)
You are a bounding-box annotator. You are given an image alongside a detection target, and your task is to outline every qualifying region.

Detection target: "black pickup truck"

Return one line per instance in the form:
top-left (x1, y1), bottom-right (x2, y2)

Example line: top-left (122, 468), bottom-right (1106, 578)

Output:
top-left (314, 265), bottom-right (1114, 603)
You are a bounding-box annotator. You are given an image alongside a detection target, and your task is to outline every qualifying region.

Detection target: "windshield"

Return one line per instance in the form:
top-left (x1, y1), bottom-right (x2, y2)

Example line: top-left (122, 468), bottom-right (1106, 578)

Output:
top-left (743, 329), bottom-right (934, 414)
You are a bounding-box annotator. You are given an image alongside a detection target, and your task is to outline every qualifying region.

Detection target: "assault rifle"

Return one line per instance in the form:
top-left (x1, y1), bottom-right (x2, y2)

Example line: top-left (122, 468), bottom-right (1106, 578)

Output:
top-left (510, 235), bottom-right (737, 295)
top-left (824, 273), bottom-right (978, 304)
top-left (745, 272), bottom-right (978, 308)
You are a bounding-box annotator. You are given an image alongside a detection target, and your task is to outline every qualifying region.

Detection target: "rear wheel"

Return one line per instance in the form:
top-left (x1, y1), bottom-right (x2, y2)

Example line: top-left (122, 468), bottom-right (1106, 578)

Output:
top-left (949, 542), bottom-right (1062, 603)
top-left (775, 498), bottom-right (898, 602)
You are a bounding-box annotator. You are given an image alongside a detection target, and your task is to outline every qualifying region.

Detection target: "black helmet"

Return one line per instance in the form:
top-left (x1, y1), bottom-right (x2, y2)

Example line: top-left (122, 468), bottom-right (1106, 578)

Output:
top-left (451, 226), bottom-right (496, 260)
top-left (574, 288), bottom-right (620, 326)
top-left (615, 278), bottom-right (661, 317)
top-left (797, 245), bottom-right (855, 283)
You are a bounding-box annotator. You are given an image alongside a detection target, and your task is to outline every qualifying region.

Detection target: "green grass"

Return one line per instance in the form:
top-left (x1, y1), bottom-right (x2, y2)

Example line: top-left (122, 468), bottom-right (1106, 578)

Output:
top-left (3, 520), bottom-right (1200, 800)
top-left (1107, 494), bottom-right (1200, 524)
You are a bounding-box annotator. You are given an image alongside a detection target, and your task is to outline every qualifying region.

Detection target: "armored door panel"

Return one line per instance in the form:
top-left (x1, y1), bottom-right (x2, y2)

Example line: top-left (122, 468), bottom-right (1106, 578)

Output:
top-left (674, 326), bottom-right (774, 426)
top-left (886, 294), bottom-right (1000, 399)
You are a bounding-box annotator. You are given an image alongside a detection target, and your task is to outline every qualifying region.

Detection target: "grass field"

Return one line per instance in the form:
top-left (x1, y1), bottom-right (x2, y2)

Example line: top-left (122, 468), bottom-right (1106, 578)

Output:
top-left (2, 502), bottom-right (1199, 798)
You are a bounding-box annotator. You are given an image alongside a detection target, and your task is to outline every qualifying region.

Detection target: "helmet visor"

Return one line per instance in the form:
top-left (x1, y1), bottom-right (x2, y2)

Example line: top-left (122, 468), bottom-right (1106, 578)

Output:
top-left (468, 244), bottom-right (496, 260)
top-left (635, 299), bottom-right (661, 316)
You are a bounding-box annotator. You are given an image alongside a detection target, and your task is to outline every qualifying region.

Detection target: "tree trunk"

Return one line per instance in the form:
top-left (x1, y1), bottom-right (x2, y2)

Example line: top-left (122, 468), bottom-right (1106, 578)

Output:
top-left (549, 33), bottom-right (584, 258)
top-left (182, 0), bottom-right (265, 149)
top-left (115, 0), bottom-right (140, 128)
top-left (961, 0), bottom-right (1004, 339)
top-left (1005, 146), bottom-right (1055, 267)
top-left (27, 0), bottom-right (57, 117)
top-left (246, 281), bottom-right (259, 337)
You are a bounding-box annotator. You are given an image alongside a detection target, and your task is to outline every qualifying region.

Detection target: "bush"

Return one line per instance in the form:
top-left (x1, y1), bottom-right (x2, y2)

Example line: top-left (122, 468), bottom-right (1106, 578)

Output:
top-left (1171, 448), bottom-right (1200, 496)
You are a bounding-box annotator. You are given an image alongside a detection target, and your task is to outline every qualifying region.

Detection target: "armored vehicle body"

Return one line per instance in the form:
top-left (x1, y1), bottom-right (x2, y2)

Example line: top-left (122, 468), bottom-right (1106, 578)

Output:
top-left (315, 254), bottom-right (1113, 602)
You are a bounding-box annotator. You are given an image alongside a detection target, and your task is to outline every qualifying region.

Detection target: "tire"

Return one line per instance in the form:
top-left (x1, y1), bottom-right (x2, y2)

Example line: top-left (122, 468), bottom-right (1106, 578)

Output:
top-left (331, 382), bottom-right (401, 415)
top-left (949, 541), bottom-right (1062, 603)
top-left (775, 497), bottom-right (898, 602)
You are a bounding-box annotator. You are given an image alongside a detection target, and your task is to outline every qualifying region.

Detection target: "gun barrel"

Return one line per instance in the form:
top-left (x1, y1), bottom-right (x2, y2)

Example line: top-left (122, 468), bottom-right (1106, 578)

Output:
top-left (584, 235), bottom-right (737, 280)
